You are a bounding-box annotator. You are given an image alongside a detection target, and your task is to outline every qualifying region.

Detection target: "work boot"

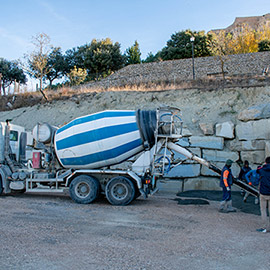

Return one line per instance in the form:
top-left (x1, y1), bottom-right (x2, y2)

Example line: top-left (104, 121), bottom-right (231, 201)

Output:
top-left (226, 200), bottom-right (236, 212)
top-left (243, 192), bottom-right (249, 203)
top-left (219, 200), bottom-right (227, 213)
top-left (255, 197), bottom-right (259, 205)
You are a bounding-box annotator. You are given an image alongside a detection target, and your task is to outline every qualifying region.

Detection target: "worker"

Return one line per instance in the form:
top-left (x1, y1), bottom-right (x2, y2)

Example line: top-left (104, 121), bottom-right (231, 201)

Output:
top-left (244, 166), bottom-right (261, 204)
top-left (256, 157), bottom-right (270, 233)
top-left (238, 160), bottom-right (252, 197)
top-left (219, 159), bottom-right (236, 213)
top-left (238, 160), bottom-right (252, 181)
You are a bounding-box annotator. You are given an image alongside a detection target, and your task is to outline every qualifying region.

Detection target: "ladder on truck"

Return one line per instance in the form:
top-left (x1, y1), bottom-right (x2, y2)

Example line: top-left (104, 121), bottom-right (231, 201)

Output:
top-left (151, 107), bottom-right (183, 176)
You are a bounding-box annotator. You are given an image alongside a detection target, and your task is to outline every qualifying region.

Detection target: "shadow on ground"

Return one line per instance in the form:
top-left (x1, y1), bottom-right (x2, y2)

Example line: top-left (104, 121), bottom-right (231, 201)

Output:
top-left (175, 190), bottom-right (260, 215)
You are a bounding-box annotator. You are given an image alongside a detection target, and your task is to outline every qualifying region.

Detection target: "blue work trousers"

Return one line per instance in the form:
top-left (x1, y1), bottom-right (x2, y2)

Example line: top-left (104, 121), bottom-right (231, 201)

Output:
top-left (222, 187), bottom-right (231, 201)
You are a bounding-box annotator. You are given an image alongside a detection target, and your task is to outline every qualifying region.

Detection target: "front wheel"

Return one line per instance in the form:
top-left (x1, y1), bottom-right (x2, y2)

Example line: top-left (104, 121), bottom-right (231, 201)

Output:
top-left (69, 175), bottom-right (100, 204)
top-left (105, 176), bottom-right (135, 206)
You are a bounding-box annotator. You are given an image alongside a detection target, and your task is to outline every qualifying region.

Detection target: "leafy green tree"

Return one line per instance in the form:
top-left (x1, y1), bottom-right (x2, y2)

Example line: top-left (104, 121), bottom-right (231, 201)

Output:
top-left (65, 46), bottom-right (86, 71)
top-left (46, 47), bottom-right (68, 88)
top-left (258, 39), bottom-right (270, 52)
top-left (142, 51), bottom-right (161, 63)
top-left (65, 38), bottom-right (125, 80)
top-left (160, 30), bottom-right (213, 60)
top-left (125, 40), bottom-right (141, 65)
top-left (0, 58), bottom-right (26, 95)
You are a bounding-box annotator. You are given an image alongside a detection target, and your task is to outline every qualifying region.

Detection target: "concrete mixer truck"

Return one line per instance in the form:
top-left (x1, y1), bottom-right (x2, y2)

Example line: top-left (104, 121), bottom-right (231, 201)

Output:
top-left (0, 106), bottom-right (258, 205)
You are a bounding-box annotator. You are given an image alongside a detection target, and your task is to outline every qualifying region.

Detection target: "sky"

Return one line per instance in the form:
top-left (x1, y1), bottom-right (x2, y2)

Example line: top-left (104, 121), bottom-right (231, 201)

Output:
top-left (0, 0), bottom-right (270, 62)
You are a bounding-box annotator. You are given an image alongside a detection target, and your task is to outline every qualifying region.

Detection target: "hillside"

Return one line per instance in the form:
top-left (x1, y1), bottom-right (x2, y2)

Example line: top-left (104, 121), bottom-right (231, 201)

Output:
top-left (1, 85), bottom-right (270, 134)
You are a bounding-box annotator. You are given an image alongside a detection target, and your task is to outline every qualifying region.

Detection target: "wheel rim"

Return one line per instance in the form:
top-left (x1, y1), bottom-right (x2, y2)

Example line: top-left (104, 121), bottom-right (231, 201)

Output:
top-left (75, 181), bottom-right (90, 199)
top-left (111, 183), bottom-right (128, 201)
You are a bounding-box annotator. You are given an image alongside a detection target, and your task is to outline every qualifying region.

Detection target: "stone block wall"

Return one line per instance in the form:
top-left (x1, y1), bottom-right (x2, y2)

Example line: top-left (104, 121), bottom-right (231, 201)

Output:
top-left (165, 103), bottom-right (270, 180)
top-left (111, 103), bottom-right (270, 184)
top-left (83, 51), bottom-right (270, 89)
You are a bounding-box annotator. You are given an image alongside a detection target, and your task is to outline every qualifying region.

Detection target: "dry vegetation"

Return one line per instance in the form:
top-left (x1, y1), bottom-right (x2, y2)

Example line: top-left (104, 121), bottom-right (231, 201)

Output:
top-left (1, 74), bottom-right (270, 112)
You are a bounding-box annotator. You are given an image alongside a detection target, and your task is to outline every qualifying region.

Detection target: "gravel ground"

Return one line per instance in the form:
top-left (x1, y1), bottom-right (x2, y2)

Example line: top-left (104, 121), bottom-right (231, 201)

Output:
top-left (0, 191), bottom-right (269, 270)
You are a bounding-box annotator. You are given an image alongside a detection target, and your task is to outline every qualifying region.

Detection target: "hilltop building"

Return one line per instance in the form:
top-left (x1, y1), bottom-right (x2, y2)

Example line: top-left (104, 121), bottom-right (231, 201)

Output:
top-left (211, 13), bottom-right (270, 34)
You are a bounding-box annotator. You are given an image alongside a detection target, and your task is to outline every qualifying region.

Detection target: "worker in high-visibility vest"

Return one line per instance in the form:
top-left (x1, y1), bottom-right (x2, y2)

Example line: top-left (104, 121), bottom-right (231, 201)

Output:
top-left (219, 159), bottom-right (236, 213)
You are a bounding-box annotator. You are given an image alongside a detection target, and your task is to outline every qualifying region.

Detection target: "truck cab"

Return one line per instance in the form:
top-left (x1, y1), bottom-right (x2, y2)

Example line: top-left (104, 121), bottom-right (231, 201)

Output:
top-left (0, 122), bottom-right (27, 163)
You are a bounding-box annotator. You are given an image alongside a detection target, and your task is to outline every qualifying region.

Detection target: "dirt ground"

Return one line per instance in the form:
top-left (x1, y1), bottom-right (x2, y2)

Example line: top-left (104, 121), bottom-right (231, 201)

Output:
top-left (0, 189), bottom-right (269, 270)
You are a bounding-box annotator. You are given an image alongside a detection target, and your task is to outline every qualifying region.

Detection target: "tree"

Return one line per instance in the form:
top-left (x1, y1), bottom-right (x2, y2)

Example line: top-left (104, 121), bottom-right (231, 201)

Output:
top-left (86, 38), bottom-right (125, 79)
top-left (65, 46), bottom-right (87, 71)
top-left (211, 23), bottom-right (270, 56)
top-left (209, 31), bottom-right (235, 78)
top-left (26, 33), bottom-right (52, 100)
top-left (0, 58), bottom-right (26, 95)
top-left (229, 24), bottom-right (258, 54)
top-left (65, 38), bottom-right (125, 80)
top-left (142, 52), bottom-right (156, 63)
top-left (68, 66), bottom-right (87, 85)
top-left (160, 30), bottom-right (213, 60)
top-left (258, 39), bottom-right (270, 52)
top-left (46, 47), bottom-right (68, 88)
top-left (125, 40), bottom-right (141, 65)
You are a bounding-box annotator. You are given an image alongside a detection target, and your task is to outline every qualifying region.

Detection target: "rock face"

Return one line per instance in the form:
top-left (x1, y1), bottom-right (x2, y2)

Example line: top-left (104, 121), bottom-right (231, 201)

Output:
top-left (238, 103), bottom-right (270, 122)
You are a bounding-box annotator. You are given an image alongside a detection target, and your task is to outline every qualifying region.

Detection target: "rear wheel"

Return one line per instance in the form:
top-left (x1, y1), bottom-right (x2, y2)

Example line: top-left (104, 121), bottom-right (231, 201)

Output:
top-left (105, 176), bottom-right (135, 206)
top-left (69, 175), bottom-right (100, 204)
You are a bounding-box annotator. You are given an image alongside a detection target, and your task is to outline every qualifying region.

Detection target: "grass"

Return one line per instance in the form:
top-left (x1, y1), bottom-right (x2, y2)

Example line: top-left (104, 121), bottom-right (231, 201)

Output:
top-left (1, 74), bottom-right (269, 112)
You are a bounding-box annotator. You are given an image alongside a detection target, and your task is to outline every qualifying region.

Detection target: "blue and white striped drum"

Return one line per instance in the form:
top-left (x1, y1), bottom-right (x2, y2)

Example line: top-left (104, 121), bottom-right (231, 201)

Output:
top-left (54, 110), bottom-right (147, 169)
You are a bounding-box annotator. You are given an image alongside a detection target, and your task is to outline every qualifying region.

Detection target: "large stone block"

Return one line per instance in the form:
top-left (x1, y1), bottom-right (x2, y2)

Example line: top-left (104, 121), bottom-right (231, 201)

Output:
top-left (236, 119), bottom-right (270, 141)
top-left (166, 164), bottom-right (201, 178)
top-left (240, 151), bottom-right (265, 164)
top-left (182, 127), bottom-right (192, 137)
top-left (189, 136), bottom-right (224, 150)
top-left (265, 141), bottom-right (270, 159)
top-left (199, 123), bottom-right (214, 135)
top-left (201, 162), bottom-right (240, 177)
top-left (226, 139), bottom-right (265, 151)
top-left (238, 103), bottom-right (270, 122)
top-left (241, 140), bottom-right (265, 150)
top-left (215, 121), bottom-right (234, 139)
top-left (202, 149), bottom-right (239, 162)
top-left (183, 177), bottom-right (220, 191)
top-left (176, 138), bottom-right (190, 147)
top-left (225, 139), bottom-right (242, 151)
top-left (157, 177), bottom-right (222, 192)
top-left (156, 180), bottom-right (183, 194)
top-left (173, 147), bottom-right (201, 164)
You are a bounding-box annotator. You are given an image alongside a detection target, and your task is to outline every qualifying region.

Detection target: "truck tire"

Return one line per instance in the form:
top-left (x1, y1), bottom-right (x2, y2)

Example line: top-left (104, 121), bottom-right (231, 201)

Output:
top-left (105, 176), bottom-right (135, 206)
top-left (69, 175), bottom-right (100, 204)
